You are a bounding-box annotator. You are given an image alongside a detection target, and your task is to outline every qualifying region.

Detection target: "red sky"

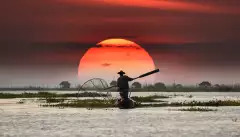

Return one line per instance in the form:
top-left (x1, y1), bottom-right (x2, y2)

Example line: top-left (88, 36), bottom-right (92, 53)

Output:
top-left (0, 0), bottom-right (240, 86)
top-left (1, 0), bottom-right (240, 43)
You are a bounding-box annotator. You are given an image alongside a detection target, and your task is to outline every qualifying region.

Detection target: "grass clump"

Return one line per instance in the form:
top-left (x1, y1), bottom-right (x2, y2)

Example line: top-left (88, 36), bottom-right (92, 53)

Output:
top-left (0, 92), bottom-right (57, 98)
top-left (187, 95), bottom-right (193, 98)
top-left (63, 92), bottom-right (109, 98)
top-left (170, 100), bottom-right (240, 107)
top-left (138, 99), bottom-right (240, 108)
top-left (178, 107), bottom-right (217, 112)
top-left (173, 93), bottom-right (185, 97)
top-left (131, 95), bottom-right (169, 102)
top-left (40, 99), bottom-right (116, 108)
top-left (148, 94), bottom-right (170, 98)
top-left (39, 98), bottom-right (240, 108)
top-left (0, 92), bottom-right (109, 99)
top-left (16, 99), bottom-right (26, 104)
top-left (44, 97), bottom-right (66, 103)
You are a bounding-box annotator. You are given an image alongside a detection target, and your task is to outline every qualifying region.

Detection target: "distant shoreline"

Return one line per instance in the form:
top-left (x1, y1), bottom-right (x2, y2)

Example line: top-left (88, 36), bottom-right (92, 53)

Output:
top-left (0, 88), bottom-right (79, 91)
top-left (0, 88), bottom-right (240, 92)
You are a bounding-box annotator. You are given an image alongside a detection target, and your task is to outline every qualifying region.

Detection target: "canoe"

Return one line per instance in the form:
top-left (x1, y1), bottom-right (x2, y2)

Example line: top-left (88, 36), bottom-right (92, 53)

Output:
top-left (115, 98), bottom-right (136, 109)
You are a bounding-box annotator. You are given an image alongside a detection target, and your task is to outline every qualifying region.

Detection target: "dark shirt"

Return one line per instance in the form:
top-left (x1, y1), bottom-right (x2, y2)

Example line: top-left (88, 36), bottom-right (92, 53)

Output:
top-left (117, 75), bottom-right (133, 90)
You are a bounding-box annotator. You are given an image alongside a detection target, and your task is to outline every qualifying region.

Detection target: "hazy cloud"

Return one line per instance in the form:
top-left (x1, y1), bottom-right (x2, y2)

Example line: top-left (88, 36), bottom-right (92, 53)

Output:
top-left (101, 63), bottom-right (112, 67)
top-left (0, 0), bottom-right (239, 43)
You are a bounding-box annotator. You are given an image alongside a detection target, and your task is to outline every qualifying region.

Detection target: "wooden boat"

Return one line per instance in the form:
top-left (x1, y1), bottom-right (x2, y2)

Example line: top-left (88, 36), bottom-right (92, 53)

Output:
top-left (115, 98), bottom-right (136, 109)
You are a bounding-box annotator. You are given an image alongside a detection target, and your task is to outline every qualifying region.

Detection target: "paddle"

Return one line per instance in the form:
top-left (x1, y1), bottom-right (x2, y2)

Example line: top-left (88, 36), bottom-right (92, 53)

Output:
top-left (104, 69), bottom-right (160, 90)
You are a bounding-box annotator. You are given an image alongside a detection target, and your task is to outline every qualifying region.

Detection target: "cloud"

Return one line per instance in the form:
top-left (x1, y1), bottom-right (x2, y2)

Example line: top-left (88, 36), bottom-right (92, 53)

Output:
top-left (57, 0), bottom-right (240, 14)
top-left (0, 0), bottom-right (239, 43)
top-left (101, 63), bottom-right (111, 67)
top-left (100, 0), bottom-right (218, 13)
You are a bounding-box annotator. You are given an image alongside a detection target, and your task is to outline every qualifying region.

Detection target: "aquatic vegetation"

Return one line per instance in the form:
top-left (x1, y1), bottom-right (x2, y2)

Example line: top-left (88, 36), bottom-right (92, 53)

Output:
top-left (139, 100), bottom-right (240, 107)
top-left (177, 107), bottom-right (217, 112)
top-left (150, 94), bottom-right (170, 98)
top-left (37, 97), bottom-right (240, 108)
top-left (131, 95), bottom-right (169, 102)
top-left (5, 92), bottom-right (240, 108)
top-left (172, 93), bottom-right (185, 97)
top-left (170, 100), bottom-right (240, 107)
top-left (0, 92), bottom-right (109, 99)
top-left (65, 92), bottom-right (109, 98)
top-left (40, 99), bottom-right (116, 108)
top-left (39, 99), bottom-right (240, 108)
top-left (34, 94), bottom-right (167, 103)
top-left (16, 99), bottom-right (26, 104)
top-left (187, 95), bottom-right (193, 98)
top-left (44, 97), bottom-right (66, 103)
top-left (0, 92), bottom-right (56, 98)
top-left (38, 95), bottom-right (165, 108)
top-left (40, 98), bottom-right (144, 108)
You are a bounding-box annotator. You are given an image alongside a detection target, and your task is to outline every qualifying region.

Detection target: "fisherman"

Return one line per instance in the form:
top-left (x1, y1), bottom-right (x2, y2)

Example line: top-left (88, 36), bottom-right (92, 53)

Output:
top-left (117, 70), bottom-right (134, 100)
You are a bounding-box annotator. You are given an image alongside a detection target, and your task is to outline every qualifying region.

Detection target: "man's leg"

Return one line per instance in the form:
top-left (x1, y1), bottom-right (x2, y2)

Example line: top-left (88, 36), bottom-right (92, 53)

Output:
top-left (119, 89), bottom-right (129, 100)
top-left (123, 91), bottom-right (129, 100)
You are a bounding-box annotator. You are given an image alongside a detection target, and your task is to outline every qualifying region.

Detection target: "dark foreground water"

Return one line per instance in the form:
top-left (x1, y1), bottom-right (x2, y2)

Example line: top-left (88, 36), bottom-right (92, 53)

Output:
top-left (0, 98), bottom-right (240, 137)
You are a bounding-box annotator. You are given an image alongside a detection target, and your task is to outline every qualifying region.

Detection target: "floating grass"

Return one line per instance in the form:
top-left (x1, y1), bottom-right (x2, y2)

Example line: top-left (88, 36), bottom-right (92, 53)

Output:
top-left (177, 107), bottom-right (217, 112)
top-left (0, 92), bottom-right (109, 99)
top-left (131, 95), bottom-right (169, 102)
top-left (6, 92), bottom-right (240, 108)
top-left (138, 100), bottom-right (240, 108)
top-left (33, 94), bottom-right (168, 103)
top-left (38, 98), bottom-right (240, 109)
top-left (44, 97), bottom-right (66, 103)
top-left (187, 95), bottom-right (193, 98)
top-left (40, 99), bottom-right (116, 108)
top-left (16, 99), bottom-right (25, 104)
top-left (170, 100), bottom-right (240, 107)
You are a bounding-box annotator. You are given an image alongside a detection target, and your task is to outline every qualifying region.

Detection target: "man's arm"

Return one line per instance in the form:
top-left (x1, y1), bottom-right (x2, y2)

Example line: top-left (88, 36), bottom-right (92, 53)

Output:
top-left (127, 76), bottom-right (134, 81)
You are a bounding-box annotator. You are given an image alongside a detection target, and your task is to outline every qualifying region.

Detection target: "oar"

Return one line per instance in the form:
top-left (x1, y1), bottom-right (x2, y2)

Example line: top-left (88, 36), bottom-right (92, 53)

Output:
top-left (133, 68), bottom-right (160, 80)
top-left (104, 69), bottom-right (160, 90)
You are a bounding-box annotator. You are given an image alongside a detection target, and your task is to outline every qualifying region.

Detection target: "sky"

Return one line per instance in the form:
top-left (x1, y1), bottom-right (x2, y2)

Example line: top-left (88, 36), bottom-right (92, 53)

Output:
top-left (0, 0), bottom-right (240, 87)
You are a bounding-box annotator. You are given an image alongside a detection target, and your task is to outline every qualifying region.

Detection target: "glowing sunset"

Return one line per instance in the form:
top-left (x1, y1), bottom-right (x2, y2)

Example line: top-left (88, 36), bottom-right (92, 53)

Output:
top-left (1, 0), bottom-right (240, 86)
top-left (97, 38), bottom-right (141, 48)
top-left (1, 1), bottom-right (240, 137)
top-left (78, 38), bottom-right (156, 84)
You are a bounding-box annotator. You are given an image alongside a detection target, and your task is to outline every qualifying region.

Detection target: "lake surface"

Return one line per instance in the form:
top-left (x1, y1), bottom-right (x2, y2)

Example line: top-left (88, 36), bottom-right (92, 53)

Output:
top-left (0, 101), bottom-right (240, 137)
top-left (1, 91), bottom-right (240, 137)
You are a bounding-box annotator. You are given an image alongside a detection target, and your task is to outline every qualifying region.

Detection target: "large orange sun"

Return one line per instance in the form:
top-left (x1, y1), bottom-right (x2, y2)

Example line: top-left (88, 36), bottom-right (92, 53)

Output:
top-left (78, 38), bottom-right (156, 85)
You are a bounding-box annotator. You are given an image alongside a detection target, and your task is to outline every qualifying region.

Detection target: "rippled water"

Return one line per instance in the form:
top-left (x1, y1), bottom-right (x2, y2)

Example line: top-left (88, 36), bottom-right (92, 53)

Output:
top-left (1, 92), bottom-right (240, 137)
top-left (1, 103), bottom-right (240, 137)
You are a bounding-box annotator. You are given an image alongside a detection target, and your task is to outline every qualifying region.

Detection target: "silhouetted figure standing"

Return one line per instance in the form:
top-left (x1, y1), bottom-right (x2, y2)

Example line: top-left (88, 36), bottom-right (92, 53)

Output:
top-left (117, 70), bottom-right (134, 100)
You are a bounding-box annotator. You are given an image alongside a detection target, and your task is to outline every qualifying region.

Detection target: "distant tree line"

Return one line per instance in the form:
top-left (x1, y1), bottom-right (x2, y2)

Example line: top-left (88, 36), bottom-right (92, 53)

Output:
top-left (57, 80), bottom-right (240, 92)
top-left (109, 80), bottom-right (240, 92)
top-left (198, 81), bottom-right (240, 92)
top-left (110, 80), bottom-right (167, 91)
top-left (1, 80), bottom-right (239, 92)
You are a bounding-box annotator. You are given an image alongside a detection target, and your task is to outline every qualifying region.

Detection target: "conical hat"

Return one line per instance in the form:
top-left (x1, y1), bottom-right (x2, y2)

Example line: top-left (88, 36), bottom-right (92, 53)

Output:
top-left (117, 70), bottom-right (125, 74)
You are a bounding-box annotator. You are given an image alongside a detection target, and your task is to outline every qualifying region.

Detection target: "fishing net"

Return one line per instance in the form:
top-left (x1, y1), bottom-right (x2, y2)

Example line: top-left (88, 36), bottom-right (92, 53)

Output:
top-left (77, 78), bottom-right (113, 100)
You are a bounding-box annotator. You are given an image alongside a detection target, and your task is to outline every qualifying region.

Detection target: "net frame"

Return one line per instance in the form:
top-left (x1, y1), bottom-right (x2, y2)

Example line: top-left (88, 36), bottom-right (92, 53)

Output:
top-left (77, 78), bottom-right (112, 100)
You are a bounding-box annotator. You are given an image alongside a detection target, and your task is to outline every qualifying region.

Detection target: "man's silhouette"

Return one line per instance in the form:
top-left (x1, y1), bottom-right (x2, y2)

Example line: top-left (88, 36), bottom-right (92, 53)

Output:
top-left (117, 70), bottom-right (134, 100)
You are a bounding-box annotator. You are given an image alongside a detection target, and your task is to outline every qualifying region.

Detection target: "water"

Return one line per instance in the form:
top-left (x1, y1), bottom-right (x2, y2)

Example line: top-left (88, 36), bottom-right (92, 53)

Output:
top-left (1, 91), bottom-right (240, 137)
top-left (0, 103), bottom-right (240, 137)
